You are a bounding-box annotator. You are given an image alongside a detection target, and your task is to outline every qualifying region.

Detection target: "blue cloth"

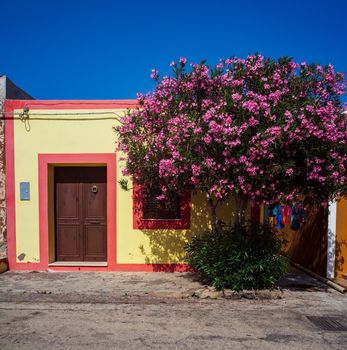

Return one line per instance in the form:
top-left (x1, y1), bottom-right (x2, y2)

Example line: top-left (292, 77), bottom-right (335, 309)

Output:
top-left (273, 205), bottom-right (284, 229)
top-left (291, 205), bottom-right (300, 231)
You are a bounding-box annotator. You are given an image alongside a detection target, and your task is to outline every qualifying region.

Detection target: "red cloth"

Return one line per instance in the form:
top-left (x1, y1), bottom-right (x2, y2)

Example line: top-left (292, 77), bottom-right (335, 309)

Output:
top-left (282, 205), bottom-right (292, 225)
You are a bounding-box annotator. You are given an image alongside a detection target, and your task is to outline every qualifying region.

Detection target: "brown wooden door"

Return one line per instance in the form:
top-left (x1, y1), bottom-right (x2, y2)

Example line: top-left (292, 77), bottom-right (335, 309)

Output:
top-left (55, 167), bottom-right (107, 262)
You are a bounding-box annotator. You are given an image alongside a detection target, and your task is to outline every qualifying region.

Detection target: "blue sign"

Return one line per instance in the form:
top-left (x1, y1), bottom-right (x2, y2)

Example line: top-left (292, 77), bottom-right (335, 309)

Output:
top-left (20, 182), bottom-right (30, 200)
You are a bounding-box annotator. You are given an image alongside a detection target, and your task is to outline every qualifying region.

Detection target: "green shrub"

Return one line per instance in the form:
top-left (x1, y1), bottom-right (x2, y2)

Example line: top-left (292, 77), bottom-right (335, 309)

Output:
top-left (185, 223), bottom-right (289, 291)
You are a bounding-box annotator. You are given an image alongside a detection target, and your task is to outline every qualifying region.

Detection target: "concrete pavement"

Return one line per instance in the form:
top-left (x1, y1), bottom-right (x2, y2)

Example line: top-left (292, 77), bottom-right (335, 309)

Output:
top-left (0, 268), bottom-right (346, 349)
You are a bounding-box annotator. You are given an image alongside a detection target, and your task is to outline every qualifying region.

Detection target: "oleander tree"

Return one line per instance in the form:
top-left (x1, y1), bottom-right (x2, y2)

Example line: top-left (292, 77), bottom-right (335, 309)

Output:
top-left (115, 55), bottom-right (346, 231)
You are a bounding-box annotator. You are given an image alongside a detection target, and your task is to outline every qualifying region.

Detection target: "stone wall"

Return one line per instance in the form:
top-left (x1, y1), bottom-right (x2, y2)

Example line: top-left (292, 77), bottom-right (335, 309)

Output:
top-left (0, 76), bottom-right (32, 262)
top-left (0, 92), bottom-right (6, 259)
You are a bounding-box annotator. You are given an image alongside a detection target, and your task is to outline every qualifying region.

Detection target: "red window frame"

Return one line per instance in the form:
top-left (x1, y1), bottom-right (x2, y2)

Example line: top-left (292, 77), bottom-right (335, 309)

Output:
top-left (133, 183), bottom-right (191, 229)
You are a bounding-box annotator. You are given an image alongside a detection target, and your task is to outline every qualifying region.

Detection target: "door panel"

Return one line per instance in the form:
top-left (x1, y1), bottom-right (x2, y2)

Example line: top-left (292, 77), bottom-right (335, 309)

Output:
top-left (56, 183), bottom-right (79, 219)
top-left (55, 167), bottom-right (107, 262)
top-left (83, 225), bottom-right (107, 260)
top-left (83, 182), bottom-right (106, 220)
top-left (56, 225), bottom-right (82, 260)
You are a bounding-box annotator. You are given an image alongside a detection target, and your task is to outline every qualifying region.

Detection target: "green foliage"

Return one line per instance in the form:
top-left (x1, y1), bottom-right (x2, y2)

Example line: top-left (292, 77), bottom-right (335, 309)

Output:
top-left (118, 178), bottom-right (130, 191)
top-left (185, 223), bottom-right (289, 291)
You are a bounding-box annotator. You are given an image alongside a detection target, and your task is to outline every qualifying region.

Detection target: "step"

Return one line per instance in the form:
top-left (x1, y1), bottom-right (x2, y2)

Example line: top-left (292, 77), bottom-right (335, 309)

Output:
top-left (49, 261), bottom-right (107, 267)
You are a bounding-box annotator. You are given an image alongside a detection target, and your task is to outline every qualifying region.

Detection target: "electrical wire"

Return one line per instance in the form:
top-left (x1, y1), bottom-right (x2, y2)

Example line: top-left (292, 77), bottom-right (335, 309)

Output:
top-left (0, 111), bottom-right (127, 122)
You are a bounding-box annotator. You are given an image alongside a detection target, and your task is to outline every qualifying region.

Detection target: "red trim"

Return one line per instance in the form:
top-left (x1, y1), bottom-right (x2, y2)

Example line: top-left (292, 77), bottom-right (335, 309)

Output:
top-left (133, 183), bottom-right (191, 230)
top-left (6, 263), bottom-right (191, 272)
top-left (45, 264), bottom-right (192, 272)
top-left (38, 153), bottom-right (117, 270)
top-left (5, 99), bottom-right (138, 110)
top-left (5, 263), bottom-right (193, 272)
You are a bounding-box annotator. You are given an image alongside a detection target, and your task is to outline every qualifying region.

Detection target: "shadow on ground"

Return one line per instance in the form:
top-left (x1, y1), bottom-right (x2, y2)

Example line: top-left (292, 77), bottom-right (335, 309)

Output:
top-left (177, 266), bottom-right (329, 293)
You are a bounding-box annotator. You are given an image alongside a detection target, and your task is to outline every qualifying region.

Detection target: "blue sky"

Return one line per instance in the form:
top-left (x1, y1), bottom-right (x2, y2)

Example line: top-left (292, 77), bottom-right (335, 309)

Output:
top-left (1, 0), bottom-right (346, 100)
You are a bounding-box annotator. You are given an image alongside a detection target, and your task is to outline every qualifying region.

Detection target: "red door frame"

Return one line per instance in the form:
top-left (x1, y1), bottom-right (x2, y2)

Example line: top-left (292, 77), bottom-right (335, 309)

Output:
top-left (39, 154), bottom-right (116, 270)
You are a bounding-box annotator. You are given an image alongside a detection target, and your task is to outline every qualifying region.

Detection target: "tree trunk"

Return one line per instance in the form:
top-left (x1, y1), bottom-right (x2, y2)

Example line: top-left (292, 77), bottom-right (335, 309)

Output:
top-left (233, 192), bottom-right (248, 225)
top-left (240, 194), bottom-right (248, 225)
top-left (233, 193), bottom-right (241, 225)
top-left (206, 194), bottom-right (222, 234)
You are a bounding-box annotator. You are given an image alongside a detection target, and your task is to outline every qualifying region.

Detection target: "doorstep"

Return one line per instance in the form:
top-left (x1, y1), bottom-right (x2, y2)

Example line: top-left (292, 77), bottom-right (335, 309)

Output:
top-left (49, 261), bottom-right (108, 267)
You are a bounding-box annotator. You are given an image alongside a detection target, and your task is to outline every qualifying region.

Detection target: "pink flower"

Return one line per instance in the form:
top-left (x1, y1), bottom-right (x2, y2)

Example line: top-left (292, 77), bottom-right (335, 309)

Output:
top-left (172, 150), bottom-right (180, 159)
top-left (231, 93), bottom-right (242, 102)
top-left (191, 176), bottom-right (199, 185)
top-left (284, 110), bottom-right (292, 119)
top-left (191, 164), bottom-right (201, 176)
top-left (179, 57), bottom-right (187, 65)
top-left (286, 194), bottom-right (294, 201)
top-left (193, 127), bottom-right (202, 134)
top-left (238, 176), bottom-right (245, 185)
top-left (273, 72), bottom-right (281, 81)
top-left (242, 100), bottom-right (258, 113)
top-left (203, 134), bottom-right (212, 144)
top-left (239, 156), bottom-right (247, 164)
top-left (122, 168), bottom-right (130, 176)
top-left (286, 168), bottom-right (294, 176)
top-left (150, 69), bottom-right (158, 80)
top-left (159, 159), bottom-right (176, 177)
top-left (205, 158), bottom-right (215, 168)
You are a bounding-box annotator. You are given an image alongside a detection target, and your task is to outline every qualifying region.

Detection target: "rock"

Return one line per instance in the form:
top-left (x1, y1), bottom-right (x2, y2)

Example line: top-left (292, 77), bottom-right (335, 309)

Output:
top-left (0, 258), bottom-right (8, 274)
top-left (193, 287), bottom-right (222, 299)
top-left (223, 289), bottom-right (283, 300)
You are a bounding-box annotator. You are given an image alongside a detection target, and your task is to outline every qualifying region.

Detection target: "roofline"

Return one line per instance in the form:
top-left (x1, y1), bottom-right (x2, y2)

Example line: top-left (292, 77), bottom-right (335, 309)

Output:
top-left (4, 99), bottom-right (138, 110)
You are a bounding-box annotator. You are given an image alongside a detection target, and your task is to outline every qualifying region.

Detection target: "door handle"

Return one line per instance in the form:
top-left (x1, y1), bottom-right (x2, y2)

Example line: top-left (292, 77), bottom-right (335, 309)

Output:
top-left (88, 221), bottom-right (101, 224)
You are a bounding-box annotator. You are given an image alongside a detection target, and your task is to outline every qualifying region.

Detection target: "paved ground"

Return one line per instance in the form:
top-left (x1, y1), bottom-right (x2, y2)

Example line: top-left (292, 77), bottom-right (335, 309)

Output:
top-left (0, 268), bottom-right (346, 349)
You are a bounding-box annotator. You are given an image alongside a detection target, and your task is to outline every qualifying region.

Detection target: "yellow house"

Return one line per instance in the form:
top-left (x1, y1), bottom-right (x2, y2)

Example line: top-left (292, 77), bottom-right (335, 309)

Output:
top-left (5, 99), bottom-right (250, 272)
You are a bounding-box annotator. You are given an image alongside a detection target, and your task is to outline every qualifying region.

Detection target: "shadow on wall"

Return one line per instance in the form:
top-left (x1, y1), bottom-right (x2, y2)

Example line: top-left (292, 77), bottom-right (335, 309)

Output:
top-left (285, 206), bottom-right (328, 276)
top-left (335, 237), bottom-right (346, 276)
top-left (137, 192), bottom-right (244, 271)
top-left (335, 198), bottom-right (347, 277)
top-left (138, 230), bottom-right (194, 271)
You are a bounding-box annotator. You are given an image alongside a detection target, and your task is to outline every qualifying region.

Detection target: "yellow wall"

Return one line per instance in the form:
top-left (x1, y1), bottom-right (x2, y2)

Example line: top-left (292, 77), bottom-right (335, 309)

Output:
top-left (13, 108), bottom-right (245, 264)
top-left (336, 199), bottom-right (347, 277)
top-left (283, 206), bottom-right (327, 276)
top-left (262, 204), bottom-right (328, 275)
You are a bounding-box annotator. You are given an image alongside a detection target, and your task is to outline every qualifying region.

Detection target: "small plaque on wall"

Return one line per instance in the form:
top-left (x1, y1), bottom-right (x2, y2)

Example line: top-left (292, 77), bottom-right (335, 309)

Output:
top-left (20, 182), bottom-right (30, 201)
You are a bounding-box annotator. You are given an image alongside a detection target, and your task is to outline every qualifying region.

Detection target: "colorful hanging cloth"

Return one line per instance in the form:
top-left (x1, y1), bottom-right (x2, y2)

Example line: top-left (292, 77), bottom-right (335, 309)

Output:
top-left (282, 205), bottom-right (292, 225)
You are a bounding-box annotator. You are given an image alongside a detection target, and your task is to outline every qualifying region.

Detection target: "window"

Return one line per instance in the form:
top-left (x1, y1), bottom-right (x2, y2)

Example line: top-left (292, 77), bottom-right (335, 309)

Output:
top-left (142, 187), bottom-right (181, 220)
top-left (133, 184), bottom-right (190, 229)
